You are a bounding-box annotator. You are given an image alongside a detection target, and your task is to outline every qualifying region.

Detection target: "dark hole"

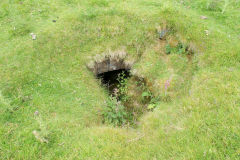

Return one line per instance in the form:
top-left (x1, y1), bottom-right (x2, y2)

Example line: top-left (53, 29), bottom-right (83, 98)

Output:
top-left (97, 69), bottom-right (130, 95)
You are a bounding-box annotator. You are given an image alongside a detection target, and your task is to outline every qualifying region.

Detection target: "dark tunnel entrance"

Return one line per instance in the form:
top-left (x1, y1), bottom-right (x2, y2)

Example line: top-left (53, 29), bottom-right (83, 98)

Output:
top-left (97, 69), bottom-right (131, 95)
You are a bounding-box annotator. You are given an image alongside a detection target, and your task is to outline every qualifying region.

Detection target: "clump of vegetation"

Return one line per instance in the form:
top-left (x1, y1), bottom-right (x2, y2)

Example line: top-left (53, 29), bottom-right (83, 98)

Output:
top-left (116, 71), bottom-right (129, 102)
top-left (102, 96), bottom-right (129, 126)
top-left (137, 80), bottom-right (160, 111)
top-left (165, 42), bottom-right (189, 55)
top-left (102, 71), bottom-right (133, 126)
top-left (102, 72), bottom-right (160, 126)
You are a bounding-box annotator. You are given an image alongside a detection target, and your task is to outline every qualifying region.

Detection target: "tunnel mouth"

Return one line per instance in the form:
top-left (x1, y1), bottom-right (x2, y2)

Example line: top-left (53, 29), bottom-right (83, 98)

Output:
top-left (97, 68), bottom-right (157, 127)
top-left (97, 69), bottom-right (131, 96)
top-left (87, 52), bottom-right (156, 126)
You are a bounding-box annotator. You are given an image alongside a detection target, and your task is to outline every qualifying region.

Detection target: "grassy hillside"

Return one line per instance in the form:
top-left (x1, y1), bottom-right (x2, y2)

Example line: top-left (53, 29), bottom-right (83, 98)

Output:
top-left (0, 0), bottom-right (240, 159)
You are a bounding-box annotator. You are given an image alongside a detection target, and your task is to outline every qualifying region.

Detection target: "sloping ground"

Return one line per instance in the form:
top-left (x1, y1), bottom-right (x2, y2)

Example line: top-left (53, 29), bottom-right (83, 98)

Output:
top-left (0, 0), bottom-right (240, 159)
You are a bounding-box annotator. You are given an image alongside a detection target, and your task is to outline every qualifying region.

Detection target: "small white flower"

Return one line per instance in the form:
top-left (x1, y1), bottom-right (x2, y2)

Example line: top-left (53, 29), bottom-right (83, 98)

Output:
top-left (34, 111), bottom-right (39, 116)
top-left (30, 33), bottom-right (37, 40)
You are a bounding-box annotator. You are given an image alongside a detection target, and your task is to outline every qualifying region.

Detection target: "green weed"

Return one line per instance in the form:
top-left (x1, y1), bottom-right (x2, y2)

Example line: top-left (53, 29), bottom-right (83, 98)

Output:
top-left (102, 96), bottom-right (129, 126)
top-left (165, 42), bottom-right (189, 55)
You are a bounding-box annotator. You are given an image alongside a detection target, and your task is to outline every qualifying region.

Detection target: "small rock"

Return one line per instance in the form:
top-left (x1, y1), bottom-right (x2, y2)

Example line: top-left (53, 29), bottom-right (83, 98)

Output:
top-left (33, 130), bottom-right (48, 143)
top-left (228, 67), bottom-right (234, 72)
top-left (58, 143), bottom-right (64, 146)
top-left (158, 30), bottom-right (168, 40)
top-left (52, 20), bottom-right (56, 23)
top-left (200, 16), bottom-right (208, 20)
top-left (30, 33), bottom-right (36, 40)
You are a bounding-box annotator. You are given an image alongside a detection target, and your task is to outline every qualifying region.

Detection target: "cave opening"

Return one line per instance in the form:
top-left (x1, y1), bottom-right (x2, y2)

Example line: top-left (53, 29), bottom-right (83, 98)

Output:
top-left (97, 69), bottom-right (131, 95)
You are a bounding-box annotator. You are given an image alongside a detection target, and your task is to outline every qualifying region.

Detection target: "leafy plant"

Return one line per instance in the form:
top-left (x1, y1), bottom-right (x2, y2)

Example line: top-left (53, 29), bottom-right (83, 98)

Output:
top-left (165, 42), bottom-right (188, 55)
top-left (141, 91), bottom-right (152, 98)
top-left (102, 96), bottom-right (129, 126)
top-left (117, 71), bottom-right (129, 102)
top-left (137, 81), bottom-right (153, 104)
top-left (137, 80), bottom-right (160, 111)
top-left (176, 43), bottom-right (186, 54)
top-left (166, 44), bottom-right (172, 54)
top-left (147, 104), bottom-right (156, 110)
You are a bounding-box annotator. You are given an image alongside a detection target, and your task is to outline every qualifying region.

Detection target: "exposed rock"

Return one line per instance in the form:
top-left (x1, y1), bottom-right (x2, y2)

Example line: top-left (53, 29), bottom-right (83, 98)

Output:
top-left (33, 130), bottom-right (48, 143)
top-left (158, 30), bottom-right (168, 40)
top-left (87, 51), bottom-right (134, 75)
top-left (156, 24), bottom-right (169, 40)
top-left (200, 16), bottom-right (208, 20)
top-left (30, 33), bottom-right (36, 40)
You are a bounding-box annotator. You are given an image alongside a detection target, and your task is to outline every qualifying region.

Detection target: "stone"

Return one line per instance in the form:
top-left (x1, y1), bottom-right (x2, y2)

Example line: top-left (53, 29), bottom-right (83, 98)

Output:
top-left (30, 33), bottom-right (36, 40)
top-left (158, 30), bottom-right (168, 40)
top-left (33, 130), bottom-right (48, 143)
top-left (200, 16), bottom-right (208, 20)
top-left (86, 51), bottom-right (133, 75)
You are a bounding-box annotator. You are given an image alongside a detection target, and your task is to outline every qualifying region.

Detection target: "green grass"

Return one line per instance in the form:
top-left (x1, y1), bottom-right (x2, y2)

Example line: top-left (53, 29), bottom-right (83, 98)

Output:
top-left (0, 0), bottom-right (240, 159)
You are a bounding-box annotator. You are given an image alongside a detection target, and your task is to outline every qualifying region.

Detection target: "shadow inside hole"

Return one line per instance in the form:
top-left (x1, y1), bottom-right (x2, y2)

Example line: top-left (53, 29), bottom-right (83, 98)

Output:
top-left (97, 69), bottom-right (130, 95)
